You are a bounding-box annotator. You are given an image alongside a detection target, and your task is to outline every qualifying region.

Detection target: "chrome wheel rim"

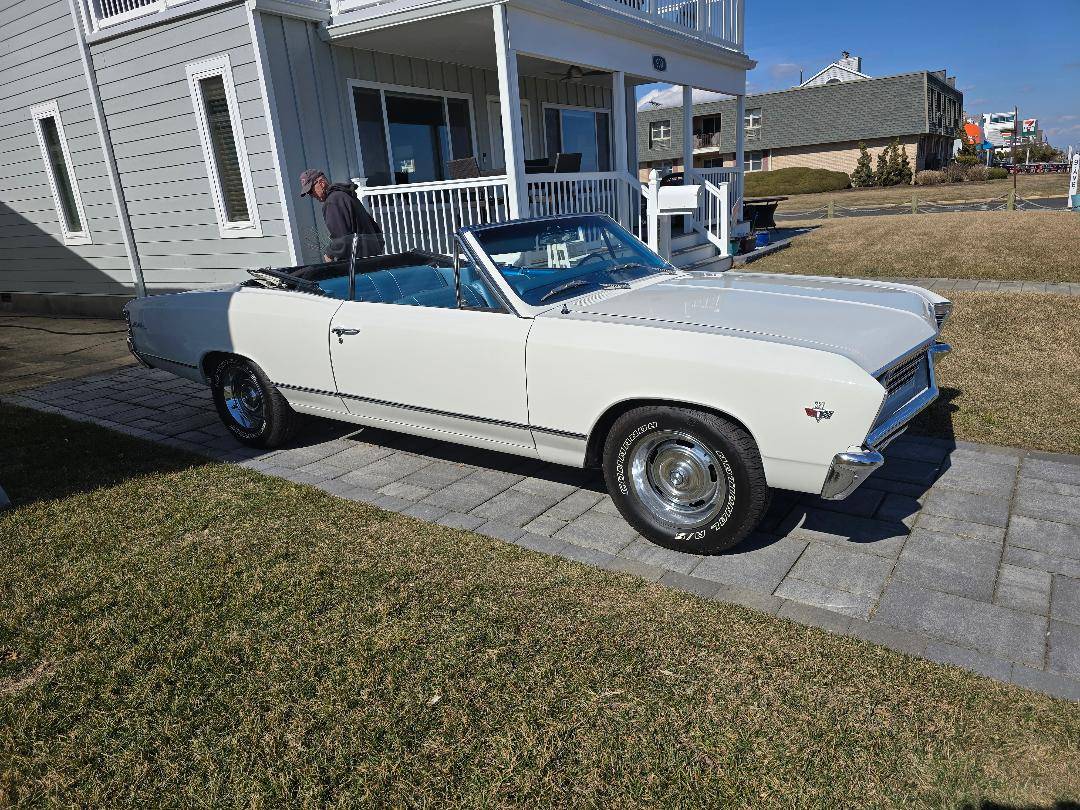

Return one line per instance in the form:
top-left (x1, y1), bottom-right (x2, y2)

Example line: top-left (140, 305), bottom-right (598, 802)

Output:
top-left (221, 367), bottom-right (265, 432)
top-left (629, 430), bottom-right (727, 527)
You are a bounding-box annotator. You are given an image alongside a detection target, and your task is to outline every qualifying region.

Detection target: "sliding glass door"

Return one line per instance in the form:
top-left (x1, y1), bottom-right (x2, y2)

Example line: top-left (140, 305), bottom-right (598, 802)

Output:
top-left (543, 106), bottom-right (611, 172)
top-left (351, 84), bottom-right (476, 186)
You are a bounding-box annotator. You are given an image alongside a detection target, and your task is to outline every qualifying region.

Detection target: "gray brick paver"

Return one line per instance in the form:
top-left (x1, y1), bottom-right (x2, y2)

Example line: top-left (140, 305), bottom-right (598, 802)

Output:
top-left (872, 579), bottom-right (1048, 667)
top-left (470, 488), bottom-right (564, 528)
top-left (773, 579), bottom-right (875, 620)
top-left (783, 541), bottom-right (893, 598)
top-left (1051, 575), bottom-right (1080, 625)
top-left (690, 534), bottom-right (807, 591)
top-left (1047, 620), bottom-right (1080, 679)
top-left (994, 564), bottom-right (1052, 616)
top-left (892, 529), bottom-right (1002, 602)
top-left (920, 488), bottom-right (1011, 528)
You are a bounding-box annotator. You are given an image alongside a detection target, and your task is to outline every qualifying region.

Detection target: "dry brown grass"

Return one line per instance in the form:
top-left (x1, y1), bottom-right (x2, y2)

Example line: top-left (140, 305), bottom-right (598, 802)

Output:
top-left (753, 212), bottom-right (1080, 283)
top-left (776, 173), bottom-right (1067, 212)
top-left (914, 291), bottom-right (1080, 454)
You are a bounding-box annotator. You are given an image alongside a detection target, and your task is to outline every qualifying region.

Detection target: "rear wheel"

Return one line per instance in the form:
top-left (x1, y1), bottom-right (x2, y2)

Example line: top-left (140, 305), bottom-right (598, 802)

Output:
top-left (210, 357), bottom-right (296, 448)
top-left (602, 406), bottom-right (769, 554)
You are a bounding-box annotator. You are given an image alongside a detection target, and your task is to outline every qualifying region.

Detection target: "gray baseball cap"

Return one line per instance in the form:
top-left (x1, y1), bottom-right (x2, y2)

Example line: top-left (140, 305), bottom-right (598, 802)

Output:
top-left (299, 169), bottom-right (326, 196)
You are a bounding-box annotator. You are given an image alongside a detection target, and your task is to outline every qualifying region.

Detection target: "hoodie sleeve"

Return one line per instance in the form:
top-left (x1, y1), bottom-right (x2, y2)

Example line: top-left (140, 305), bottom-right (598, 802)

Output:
top-left (322, 192), bottom-right (356, 240)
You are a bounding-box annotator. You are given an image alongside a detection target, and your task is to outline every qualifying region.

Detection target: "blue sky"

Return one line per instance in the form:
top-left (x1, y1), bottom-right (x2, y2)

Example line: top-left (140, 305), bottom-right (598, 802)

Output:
top-left (637, 0), bottom-right (1080, 148)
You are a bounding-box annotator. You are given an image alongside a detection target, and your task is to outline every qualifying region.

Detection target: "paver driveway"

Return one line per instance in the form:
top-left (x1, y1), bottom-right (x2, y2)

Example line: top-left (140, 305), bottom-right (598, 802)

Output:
top-left (7, 365), bottom-right (1080, 700)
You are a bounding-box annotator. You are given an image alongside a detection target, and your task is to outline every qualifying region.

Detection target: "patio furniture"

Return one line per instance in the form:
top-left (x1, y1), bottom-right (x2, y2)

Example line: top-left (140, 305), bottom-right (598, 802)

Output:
top-left (553, 152), bottom-right (582, 173)
top-left (525, 158), bottom-right (554, 174)
top-left (448, 156), bottom-right (481, 180)
top-left (743, 196), bottom-right (787, 230)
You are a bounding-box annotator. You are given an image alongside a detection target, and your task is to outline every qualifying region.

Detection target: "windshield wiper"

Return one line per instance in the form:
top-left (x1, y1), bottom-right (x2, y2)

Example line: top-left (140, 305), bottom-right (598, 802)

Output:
top-left (538, 279), bottom-right (630, 303)
top-left (611, 261), bottom-right (680, 275)
top-left (539, 279), bottom-right (592, 302)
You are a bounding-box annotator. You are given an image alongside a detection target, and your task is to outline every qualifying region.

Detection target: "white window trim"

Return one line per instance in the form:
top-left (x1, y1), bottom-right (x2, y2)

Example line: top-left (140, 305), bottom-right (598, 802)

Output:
top-left (30, 100), bottom-right (91, 246)
top-left (186, 54), bottom-right (262, 238)
top-left (346, 79), bottom-right (481, 186)
top-left (649, 119), bottom-right (671, 149)
top-left (540, 102), bottom-right (615, 166)
top-left (744, 108), bottom-right (762, 130)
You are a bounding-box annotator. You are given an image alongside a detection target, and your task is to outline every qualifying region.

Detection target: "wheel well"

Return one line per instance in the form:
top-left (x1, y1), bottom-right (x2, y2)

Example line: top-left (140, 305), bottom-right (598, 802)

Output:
top-left (584, 399), bottom-right (757, 468)
top-left (200, 351), bottom-right (238, 384)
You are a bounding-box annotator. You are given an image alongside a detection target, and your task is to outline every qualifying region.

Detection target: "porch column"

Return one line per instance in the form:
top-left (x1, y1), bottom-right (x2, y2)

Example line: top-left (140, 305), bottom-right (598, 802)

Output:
top-left (493, 4), bottom-right (528, 219)
top-left (611, 71), bottom-right (629, 226)
top-left (734, 92), bottom-right (745, 223)
top-left (682, 84), bottom-right (694, 233)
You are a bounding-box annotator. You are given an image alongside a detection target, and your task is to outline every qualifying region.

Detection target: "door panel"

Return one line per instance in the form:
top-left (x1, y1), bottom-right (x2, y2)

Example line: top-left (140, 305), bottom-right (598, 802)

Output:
top-left (329, 302), bottom-right (535, 450)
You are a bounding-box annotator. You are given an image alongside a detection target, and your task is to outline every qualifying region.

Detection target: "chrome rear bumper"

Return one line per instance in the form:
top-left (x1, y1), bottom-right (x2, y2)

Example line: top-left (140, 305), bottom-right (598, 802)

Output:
top-left (821, 342), bottom-right (950, 501)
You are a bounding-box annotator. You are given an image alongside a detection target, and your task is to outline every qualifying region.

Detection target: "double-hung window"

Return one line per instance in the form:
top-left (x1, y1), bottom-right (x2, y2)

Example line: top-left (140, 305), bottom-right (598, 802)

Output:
top-left (31, 101), bottom-right (90, 245)
top-left (649, 120), bottom-right (671, 149)
top-left (186, 55), bottom-right (261, 237)
top-left (744, 108), bottom-right (761, 131)
top-left (744, 150), bottom-right (763, 172)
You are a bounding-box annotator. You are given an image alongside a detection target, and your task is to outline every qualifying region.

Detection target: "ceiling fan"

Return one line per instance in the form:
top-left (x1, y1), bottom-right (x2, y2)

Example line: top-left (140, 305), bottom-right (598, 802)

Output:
top-left (547, 65), bottom-right (607, 83)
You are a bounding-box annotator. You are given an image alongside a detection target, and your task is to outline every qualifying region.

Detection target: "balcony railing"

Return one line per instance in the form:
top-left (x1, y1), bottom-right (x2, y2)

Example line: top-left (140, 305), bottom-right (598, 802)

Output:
top-left (693, 132), bottom-right (723, 150)
top-left (597, 0), bottom-right (743, 50)
top-left (84, 0), bottom-right (162, 29)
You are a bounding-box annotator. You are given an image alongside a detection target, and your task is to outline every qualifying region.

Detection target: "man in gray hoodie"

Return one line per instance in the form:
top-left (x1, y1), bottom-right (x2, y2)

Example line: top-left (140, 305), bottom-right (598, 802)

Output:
top-left (299, 170), bottom-right (384, 262)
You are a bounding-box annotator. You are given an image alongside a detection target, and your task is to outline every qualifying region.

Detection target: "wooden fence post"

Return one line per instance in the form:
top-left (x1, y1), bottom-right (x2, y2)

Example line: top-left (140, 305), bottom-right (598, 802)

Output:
top-left (1007, 190), bottom-right (1016, 211)
top-left (827, 199), bottom-right (834, 219)
top-left (911, 193), bottom-right (918, 214)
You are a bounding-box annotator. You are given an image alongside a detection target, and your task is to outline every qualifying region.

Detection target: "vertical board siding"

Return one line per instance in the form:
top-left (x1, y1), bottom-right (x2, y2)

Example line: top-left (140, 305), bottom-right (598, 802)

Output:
top-left (0, 0), bottom-right (130, 294)
top-left (262, 12), bottom-right (612, 263)
top-left (91, 3), bottom-right (290, 290)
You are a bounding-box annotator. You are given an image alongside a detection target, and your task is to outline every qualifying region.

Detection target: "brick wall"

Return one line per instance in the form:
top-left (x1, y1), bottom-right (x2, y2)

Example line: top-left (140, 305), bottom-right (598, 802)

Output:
top-left (768, 136), bottom-right (923, 175)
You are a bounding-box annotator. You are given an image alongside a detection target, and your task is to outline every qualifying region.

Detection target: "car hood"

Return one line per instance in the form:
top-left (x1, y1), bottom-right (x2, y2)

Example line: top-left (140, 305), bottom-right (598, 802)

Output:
top-left (552, 272), bottom-right (938, 373)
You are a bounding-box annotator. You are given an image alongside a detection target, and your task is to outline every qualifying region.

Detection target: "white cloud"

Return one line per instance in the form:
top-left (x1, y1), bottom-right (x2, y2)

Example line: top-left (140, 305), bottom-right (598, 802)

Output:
top-left (637, 85), bottom-right (729, 110)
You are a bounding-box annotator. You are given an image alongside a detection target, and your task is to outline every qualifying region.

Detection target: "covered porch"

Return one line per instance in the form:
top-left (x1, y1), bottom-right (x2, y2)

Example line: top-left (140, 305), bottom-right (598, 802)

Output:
top-left (271, 0), bottom-right (751, 259)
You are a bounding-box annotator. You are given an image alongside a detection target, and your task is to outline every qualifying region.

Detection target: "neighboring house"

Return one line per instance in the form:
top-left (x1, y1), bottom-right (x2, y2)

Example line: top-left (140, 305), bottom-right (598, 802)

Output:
top-left (638, 54), bottom-right (963, 182)
top-left (0, 0), bottom-right (753, 314)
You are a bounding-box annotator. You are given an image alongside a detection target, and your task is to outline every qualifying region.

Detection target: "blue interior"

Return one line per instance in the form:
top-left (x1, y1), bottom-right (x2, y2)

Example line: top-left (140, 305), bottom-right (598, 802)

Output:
top-left (315, 264), bottom-right (494, 309)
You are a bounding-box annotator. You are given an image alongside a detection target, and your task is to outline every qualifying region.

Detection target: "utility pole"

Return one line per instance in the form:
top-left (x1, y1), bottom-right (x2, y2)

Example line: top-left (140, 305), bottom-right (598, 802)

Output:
top-left (1012, 105), bottom-right (1018, 194)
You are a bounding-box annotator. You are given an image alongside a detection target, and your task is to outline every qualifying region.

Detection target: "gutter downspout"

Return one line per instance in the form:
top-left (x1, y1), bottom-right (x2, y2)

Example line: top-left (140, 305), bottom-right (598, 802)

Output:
top-left (65, 0), bottom-right (146, 297)
top-left (248, 3), bottom-right (303, 266)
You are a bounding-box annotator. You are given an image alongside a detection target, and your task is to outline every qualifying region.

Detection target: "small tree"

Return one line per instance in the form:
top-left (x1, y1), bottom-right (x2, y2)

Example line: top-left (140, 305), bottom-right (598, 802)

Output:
top-left (898, 144), bottom-right (913, 185)
top-left (875, 147), bottom-right (891, 186)
top-left (884, 138), bottom-right (905, 185)
top-left (851, 142), bottom-right (875, 187)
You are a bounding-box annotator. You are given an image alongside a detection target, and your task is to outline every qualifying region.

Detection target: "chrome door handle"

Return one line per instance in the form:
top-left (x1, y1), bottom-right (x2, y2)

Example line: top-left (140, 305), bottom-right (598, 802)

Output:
top-left (332, 327), bottom-right (360, 343)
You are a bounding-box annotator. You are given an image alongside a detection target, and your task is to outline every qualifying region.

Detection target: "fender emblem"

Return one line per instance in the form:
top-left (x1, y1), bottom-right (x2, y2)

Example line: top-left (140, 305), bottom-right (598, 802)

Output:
top-left (805, 402), bottom-right (834, 422)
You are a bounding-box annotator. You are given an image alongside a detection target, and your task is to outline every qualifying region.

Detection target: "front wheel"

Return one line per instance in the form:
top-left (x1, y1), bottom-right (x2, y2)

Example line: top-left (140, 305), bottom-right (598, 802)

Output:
top-left (602, 406), bottom-right (769, 554)
top-left (210, 356), bottom-right (296, 448)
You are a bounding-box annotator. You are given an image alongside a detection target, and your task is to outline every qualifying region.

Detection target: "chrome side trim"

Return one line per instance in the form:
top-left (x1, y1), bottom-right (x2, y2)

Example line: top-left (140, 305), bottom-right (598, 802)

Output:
top-left (820, 448), bottom-right (885, 500)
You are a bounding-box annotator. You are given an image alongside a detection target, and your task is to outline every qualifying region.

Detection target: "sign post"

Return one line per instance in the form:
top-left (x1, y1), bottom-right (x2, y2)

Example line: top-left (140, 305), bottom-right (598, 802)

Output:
top-left (1069, 153), bottom-right (1080, 211)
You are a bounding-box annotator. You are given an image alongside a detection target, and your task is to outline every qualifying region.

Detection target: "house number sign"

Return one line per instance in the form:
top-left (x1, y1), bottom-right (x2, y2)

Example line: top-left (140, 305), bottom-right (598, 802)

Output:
top-left (652, 55), bottom-right (667, 72)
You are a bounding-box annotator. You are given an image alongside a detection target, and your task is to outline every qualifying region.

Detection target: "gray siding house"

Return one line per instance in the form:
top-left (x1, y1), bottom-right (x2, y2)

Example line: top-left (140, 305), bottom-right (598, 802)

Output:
top-left (0, 0), bottom-right (755, 314)
top-left (638, 61), bottom-right (962, 180)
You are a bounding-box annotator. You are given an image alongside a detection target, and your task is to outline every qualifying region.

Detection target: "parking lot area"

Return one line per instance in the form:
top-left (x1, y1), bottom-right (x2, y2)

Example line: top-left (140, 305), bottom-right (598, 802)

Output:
top-left (6, 363), bottom-right (1079, 699)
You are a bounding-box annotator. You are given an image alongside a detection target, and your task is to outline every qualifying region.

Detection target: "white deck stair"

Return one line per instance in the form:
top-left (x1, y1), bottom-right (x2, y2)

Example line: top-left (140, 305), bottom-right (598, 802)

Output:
top-left (669, 230), bottom-right (733, 272)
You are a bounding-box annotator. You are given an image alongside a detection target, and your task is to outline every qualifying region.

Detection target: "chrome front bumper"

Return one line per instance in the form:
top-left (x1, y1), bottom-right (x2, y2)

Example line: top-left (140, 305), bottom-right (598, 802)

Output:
top-left (123, 308), bottom-right (153, 369)
top-left (820, 342), bottom-right (950, 501)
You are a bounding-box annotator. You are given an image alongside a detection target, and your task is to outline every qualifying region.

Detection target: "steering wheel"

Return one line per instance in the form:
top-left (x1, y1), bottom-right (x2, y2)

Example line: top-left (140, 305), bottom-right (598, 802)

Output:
top-left (575, 251), bottom-right (610, 266)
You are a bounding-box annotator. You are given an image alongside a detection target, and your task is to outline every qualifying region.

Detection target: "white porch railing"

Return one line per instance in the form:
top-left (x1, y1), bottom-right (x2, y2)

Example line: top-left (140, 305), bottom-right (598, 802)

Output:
top-left (527, 171), bottom-right (647, 241)
top-left (695, 166), bottom-right (743, 217)
top-left (356, 176), bottom-right (512, 256)
top-left (83, 0), bottom-right (161, 29)
top-left (688, 174), bottom-right (730, 253)
top-left (597, 0), bottom-right (743, 50)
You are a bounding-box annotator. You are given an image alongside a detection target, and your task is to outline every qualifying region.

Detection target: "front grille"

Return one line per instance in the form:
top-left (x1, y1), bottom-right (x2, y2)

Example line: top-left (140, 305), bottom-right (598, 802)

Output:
top-left (880, 350), bottom-right (926, 398)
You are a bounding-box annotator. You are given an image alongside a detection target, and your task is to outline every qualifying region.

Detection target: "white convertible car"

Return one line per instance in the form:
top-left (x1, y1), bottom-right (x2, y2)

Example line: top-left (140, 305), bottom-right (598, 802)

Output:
top-left (125, 214), bottom-right (951, 553)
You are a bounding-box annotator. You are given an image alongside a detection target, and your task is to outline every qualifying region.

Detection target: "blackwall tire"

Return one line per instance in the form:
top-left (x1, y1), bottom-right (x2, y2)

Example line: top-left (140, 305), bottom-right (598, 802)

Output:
top-left (602, 406), bottom-right (769, 554)
top-left (210, 357), bottom-right (296, 449)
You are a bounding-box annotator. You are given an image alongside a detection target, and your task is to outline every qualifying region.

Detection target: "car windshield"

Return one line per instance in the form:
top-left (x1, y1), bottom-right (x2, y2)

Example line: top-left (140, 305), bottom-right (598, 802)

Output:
top-left (470, 215), bottom-right (670, 306)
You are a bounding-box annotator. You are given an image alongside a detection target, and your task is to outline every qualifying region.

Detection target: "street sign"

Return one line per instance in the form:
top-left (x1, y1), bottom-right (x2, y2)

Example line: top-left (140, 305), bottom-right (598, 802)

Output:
top-left (1069, 154), bottom-right (1080, 210)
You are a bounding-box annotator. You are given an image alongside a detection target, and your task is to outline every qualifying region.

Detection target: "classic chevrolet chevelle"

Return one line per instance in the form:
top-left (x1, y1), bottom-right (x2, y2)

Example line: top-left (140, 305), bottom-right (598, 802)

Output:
top-left (125, 214), bottom-right (951, 553)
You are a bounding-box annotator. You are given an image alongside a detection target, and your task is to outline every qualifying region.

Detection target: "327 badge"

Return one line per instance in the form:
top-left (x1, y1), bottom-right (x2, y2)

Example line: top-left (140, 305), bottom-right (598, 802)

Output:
top-left (805, 402), bottom-right (834, 422)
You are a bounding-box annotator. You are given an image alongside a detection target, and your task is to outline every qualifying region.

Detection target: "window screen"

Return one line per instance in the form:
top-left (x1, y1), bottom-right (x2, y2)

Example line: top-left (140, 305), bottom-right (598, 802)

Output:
top-left (39, 115), bottom-right (81, 232)
top-left (198, 74), bottom-right (249, 223)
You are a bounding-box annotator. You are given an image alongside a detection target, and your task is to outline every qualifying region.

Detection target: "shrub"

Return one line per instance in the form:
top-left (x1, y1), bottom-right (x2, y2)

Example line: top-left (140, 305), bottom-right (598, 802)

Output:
top-left (743, 166), bottom-right (851, 196)
top-left (988, 167), bottom-right (1009, 180)
top-left (898, 145), bottom-right (913, 185)
top-left (851, 142), bottom-right (875, 187)
top-left (964, 165), bottom-right (990, 182)
top-left (955, 154), bottom-right (980, 166)
top-left (943, 162), bottom-right (969, 183)
top-left (875, 149), bottom-right (891, 186)
top-left (915, 170), bottom-right (944, 186)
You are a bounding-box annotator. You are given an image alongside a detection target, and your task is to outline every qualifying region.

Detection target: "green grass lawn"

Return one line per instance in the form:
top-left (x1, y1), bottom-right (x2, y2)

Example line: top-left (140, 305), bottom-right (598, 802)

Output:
top-left (753, 211), bottom-right (1079, 284)
top-left (2, 405), bottom-right (1079, 807)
